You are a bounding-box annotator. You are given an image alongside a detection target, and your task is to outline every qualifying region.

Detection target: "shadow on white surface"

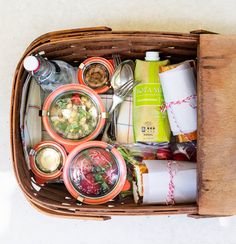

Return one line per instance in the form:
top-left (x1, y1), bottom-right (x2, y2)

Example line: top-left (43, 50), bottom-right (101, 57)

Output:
top-left (0, 171), bottom-right (17, 236)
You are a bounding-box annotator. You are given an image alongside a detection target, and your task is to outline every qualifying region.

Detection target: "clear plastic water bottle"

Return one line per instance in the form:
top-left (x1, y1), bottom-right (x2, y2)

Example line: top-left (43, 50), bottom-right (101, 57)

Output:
top-left (23, 54), bottom-right (77, 92)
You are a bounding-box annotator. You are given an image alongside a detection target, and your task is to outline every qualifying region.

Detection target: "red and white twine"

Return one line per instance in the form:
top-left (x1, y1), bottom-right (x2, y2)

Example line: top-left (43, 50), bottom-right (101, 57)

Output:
top-left (166, 160), bottom-right (178, 205)
top-left (161, 94), bottom-right (197, 147)
top-left (160, 95), bottom-right (197, 204)
top-left (160, 94), bottom-right (197, 113)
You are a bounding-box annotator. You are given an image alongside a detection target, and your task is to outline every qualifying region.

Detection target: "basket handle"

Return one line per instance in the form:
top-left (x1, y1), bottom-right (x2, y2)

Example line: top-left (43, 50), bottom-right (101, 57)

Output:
top-left (29, 200), bottom-right (111, 220)
top-left (74, 214), bottom-right (111, 221)
top-left (46, 26), bottom-right (112, 37)
top-left (27, 26), bottom-right (112, 53)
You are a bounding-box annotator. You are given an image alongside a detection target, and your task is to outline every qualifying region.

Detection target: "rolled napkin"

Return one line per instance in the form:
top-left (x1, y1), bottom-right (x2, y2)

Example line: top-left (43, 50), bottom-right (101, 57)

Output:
top-left (133, 160), bottom-right (196, 204)
top-left (20, 75), bottom-right (32, 169)
top-left (159, 62), bottom-right (197, 141)
top-left (116, 96), bottom-right (134, 144)
top-left (24, 78), bottom-right (42, 150)
top-left (99, 94), bottom-right (113, 111)
top-left (20, 75), bottom-right (31, 130)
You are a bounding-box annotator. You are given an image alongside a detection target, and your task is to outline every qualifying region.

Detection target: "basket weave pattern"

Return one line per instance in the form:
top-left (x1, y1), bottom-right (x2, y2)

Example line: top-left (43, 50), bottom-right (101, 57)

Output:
top-left (11, 26), bottom-right (199, 220)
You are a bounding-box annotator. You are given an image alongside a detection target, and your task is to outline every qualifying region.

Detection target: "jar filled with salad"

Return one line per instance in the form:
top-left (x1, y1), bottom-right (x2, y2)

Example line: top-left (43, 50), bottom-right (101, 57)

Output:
top-left (42, 84), bottom-right (107, 152)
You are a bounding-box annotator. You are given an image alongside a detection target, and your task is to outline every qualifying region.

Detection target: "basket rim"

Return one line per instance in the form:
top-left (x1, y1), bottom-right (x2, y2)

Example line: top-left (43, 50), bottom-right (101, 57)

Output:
top-left (10, 27), bottom-right (199, 219)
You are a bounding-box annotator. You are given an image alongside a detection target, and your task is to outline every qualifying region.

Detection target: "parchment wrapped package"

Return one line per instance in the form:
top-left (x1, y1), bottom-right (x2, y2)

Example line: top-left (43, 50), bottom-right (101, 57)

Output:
top-left (133, 160), bottom-right (197, 204)
top-left (159, 62), bottom-right (197, 141)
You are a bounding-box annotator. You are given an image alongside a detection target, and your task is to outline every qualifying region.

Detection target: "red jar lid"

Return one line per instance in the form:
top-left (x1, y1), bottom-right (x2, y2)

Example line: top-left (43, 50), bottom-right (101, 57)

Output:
top-left (42, 84), bottom-right (107, 152)
top-left (63, 141), bottom-right (127, 204)
top-left (78, 57), bottom-right (114, 94)
top-left (29, 141), bottom-right (67, 181)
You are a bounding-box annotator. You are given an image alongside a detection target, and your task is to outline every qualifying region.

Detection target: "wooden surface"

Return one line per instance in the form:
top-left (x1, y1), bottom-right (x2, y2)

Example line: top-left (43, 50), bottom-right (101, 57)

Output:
top-left (198, 34), bottom-right (236, 216)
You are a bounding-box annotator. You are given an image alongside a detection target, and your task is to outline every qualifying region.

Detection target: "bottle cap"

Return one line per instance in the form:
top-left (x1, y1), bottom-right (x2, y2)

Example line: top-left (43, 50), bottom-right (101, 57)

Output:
top-left (23, 56), bottom-right (40, 72)
top-left (145, 51), bottom-right (160, 61)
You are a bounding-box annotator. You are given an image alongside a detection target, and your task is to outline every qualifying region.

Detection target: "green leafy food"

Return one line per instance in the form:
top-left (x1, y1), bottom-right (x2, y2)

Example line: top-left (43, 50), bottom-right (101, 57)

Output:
top-left (50, 93), bottom-right (98, 139)
top-left (101, 182), bottom-right (109, 191)
top-left (95, 174), bottom-right (103, 182)
top-left (57, 122), bottom-right (67, 131)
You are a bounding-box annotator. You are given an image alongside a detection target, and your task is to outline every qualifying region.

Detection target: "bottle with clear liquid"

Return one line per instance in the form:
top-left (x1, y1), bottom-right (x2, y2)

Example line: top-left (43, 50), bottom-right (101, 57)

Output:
top-left (23, 54), bottom-right (77, 92)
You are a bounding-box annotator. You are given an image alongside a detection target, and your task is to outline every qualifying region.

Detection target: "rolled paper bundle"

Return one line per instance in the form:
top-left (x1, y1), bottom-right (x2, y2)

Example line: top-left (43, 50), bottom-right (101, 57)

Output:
top-left (159, 62), bottom-right (197, 141)
top-left (133, 160), bottom-right (196, 204)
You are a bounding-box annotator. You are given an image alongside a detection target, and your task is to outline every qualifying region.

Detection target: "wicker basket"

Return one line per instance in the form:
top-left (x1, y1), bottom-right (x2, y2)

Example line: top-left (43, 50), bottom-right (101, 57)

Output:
top-left (11, 26), bottom-right (236, 220)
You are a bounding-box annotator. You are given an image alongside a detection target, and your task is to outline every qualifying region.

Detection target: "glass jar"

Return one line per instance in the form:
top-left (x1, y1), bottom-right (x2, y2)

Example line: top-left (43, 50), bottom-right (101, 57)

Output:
top-left (63, 141), bottom-right (127, 204)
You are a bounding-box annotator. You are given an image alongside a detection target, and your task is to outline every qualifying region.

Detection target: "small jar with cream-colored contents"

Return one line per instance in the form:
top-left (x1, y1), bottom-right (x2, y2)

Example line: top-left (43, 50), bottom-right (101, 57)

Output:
top-left (29, 141), bottom-right (67, 183)
top-left (78, 57), bottom-right (114, 94)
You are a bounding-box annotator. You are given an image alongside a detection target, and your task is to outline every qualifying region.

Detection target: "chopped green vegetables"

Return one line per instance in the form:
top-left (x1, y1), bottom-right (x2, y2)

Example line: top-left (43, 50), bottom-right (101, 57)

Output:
top-left (50, 93), bottom-right (98, 140)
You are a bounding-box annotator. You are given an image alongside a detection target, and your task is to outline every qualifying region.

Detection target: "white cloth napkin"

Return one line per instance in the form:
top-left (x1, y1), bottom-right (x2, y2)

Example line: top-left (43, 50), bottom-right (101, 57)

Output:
top-left (20, 75), bottom-right (32, 169)
top-left (24, 78), bottom-right (42, 148)
top-left (100, 94), bottom-right (134, 144)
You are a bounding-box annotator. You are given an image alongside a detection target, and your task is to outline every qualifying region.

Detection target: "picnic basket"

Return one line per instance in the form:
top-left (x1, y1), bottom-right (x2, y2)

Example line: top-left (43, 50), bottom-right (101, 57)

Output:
top-left (11, 26), bottom-right (236, 220)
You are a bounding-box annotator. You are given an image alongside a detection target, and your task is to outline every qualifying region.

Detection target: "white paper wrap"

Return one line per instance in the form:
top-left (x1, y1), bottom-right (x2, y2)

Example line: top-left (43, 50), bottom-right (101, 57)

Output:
top-left (159, 66), bottom-right (197, 135)
top-left (142, 160), bottom-right (196, 204)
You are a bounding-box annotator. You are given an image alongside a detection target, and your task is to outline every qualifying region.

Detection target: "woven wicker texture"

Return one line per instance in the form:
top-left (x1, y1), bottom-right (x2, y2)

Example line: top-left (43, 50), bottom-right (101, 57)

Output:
top-left (11, 26), bottom-right (199, 220)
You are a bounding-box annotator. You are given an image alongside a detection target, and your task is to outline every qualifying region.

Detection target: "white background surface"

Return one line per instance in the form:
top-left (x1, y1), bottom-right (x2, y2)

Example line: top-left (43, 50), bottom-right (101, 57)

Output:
top-left (1, 0), bottom-right (236, 243)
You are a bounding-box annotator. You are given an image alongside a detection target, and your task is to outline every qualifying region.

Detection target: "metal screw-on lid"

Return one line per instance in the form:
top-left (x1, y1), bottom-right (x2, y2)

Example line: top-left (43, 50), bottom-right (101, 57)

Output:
top-left (23, 56), bottom-right (40, 71)
top-left (29, 141), bottom-right (67, 182)
top-left (145, 51), bottom-right (160, 61)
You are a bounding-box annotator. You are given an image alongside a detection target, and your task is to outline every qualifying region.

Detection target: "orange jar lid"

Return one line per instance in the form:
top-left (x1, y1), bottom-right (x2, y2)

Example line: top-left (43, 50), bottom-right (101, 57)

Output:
top-left (63, 141), bottom-right (127, 205)
top-left (29, 141), bottom-right (67, 181)
top-left (42, 84), bottom-right (107, 152)
top-left (78, 57), bottom-right (114, 94)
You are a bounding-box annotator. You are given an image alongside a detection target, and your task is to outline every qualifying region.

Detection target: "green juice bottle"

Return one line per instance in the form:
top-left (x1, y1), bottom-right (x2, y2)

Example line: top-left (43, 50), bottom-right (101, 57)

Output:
top-left (133, 51), bottom-right (171, 143)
